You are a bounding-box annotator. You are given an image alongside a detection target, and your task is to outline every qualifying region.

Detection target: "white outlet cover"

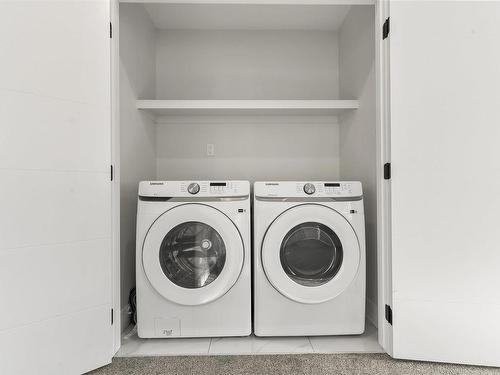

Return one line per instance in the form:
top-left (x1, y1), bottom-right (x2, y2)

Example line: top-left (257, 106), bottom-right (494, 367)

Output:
top-left (207, 143), bottom-right (215, 156)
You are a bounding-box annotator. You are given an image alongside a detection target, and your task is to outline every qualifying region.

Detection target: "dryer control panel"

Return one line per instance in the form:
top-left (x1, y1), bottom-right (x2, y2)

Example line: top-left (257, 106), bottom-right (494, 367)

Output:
top-left (254, 181), bottom-right (362, 199)
top-left (139, 180), bottom-right (250, 198)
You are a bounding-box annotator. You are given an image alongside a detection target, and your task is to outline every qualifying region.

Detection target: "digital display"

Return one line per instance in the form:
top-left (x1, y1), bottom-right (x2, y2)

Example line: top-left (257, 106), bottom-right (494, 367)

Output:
top-left (324, 183), bottom-right (340, 187)
top-left (210, 182), bottom-right (227, 187)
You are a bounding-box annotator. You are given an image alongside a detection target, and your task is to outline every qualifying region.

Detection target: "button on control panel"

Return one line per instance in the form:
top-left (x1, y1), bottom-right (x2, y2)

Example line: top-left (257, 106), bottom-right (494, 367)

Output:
top-left (210, 182), bottom-right (229, 194)
top-left (324, 183), bottom-right (353, 196)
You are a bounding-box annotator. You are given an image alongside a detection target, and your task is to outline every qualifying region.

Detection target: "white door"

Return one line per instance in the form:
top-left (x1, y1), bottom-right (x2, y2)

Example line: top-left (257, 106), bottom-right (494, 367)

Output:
top-left (142, 204), bottom-right (244, 306)
top-left (383, 0), bottom-right (500, 367)
top-left (0, 1), bottom-right (114, 374)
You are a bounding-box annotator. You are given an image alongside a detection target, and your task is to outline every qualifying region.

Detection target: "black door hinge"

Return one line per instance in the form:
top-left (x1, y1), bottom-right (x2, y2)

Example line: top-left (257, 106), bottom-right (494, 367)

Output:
top-left (385, 304), bottom-right (393, 325)
top-left (384, 163), bottom-right (391, 180)
top-left (111, 308), bottom-right (114, 325)
top-left (110, 22), bottom-right (113, 38)
top-left (383, 17), bottom-right (390, 39)
top-left (110, 165), bottom-right (114, 181)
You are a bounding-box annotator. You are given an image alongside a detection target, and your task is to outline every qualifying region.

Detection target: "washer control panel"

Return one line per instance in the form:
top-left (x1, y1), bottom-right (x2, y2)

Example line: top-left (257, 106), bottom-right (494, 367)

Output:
top-left (139, 181), bottom-right (250, 198)
top-left (255, 181), bottom-right (362, 199)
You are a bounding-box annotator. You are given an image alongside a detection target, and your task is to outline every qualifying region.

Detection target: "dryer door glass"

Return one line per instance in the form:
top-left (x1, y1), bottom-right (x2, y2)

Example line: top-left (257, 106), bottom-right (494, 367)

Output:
top-left (159, 221), bottom-right (226, 289)
top-left (280, 222), bottom-right (343, 287)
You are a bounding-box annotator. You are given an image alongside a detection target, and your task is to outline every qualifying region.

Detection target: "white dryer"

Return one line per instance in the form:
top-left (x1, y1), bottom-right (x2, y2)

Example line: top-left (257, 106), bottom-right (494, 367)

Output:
top-left (136, 180), bottom-right (251, 338)
top-left (253, 181), bottom-right (365, 336)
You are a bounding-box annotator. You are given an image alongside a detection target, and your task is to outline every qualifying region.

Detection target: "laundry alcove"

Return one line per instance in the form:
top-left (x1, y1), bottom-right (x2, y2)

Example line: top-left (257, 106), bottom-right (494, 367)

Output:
top-left (118, 0), bottom-right (379, 355)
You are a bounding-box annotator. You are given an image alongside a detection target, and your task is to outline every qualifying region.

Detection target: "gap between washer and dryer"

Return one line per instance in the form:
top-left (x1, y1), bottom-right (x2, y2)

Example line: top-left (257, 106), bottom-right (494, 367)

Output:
top-left (117, 321), bottom-right (382, 357)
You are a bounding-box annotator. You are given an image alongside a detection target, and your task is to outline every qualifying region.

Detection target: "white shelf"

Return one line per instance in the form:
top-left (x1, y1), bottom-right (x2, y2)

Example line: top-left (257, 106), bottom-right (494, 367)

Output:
top-left (120, 1), bottom-right (375, 5)
top-left (136, 100), bottom-right (359, 117)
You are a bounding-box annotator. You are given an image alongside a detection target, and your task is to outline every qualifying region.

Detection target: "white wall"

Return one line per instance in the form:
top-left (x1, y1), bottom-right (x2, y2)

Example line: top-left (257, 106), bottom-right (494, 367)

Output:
top-left (119, 4), bottom-right (157, 325)
top-left (156, 116), bottom-right (340, 181)
top-left (154, 29), bottom-right (341, 182)
top-left (155, 30), bottom-right (340, 100)
top-left (338, 6), bottom-right (377, 325)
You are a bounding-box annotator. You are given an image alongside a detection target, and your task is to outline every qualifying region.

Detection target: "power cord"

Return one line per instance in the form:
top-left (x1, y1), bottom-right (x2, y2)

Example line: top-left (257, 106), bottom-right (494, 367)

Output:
top-left (129, 288), bottom-right (137, 325)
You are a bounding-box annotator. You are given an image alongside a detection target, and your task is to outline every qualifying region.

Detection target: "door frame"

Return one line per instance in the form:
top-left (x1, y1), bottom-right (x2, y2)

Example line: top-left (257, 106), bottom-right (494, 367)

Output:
top-left (110, 0), bottom-right (122, 354)
top-left (109, 0), bottom-right (393, 357)
top-left (375, 0), bottom-right (393, 356)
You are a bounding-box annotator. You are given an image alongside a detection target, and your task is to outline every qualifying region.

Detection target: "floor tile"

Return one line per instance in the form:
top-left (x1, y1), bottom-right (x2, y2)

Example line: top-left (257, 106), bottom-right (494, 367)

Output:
top-left (251, 336), bottom-right (314, 354)
top-left (209, 336), bottom-right (255, 355)
top-left (209, 335), bottom-right (313, 355)
top-left (118, 322), bottom-right (382, 357)
top-left (117, 326), bottom-right (211, 357)
top-left (309, 321), bottom-right (383, 354)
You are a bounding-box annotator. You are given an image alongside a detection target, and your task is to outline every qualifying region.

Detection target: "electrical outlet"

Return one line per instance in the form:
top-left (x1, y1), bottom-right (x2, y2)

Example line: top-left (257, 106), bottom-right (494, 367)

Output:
top-left (207, 143), bottom-right (215, 156)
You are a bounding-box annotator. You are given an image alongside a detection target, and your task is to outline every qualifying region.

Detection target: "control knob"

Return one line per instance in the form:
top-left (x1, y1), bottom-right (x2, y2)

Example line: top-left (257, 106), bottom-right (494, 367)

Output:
top-left (303, 183), bottom-right (316, 195)
top-left (187, 183), bottom-right (200, 195)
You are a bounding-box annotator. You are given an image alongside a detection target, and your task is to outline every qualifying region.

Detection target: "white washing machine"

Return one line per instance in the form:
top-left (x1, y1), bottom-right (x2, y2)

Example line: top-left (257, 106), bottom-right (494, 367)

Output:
top-left (136, 180), bottom-right (251, 338)
top-left (253, 181), bottom-right (366, 336)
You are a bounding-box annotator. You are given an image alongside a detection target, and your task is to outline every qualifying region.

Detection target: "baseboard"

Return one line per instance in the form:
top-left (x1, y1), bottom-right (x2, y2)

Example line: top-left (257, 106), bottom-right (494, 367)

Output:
top-left (366, 297), bottom-right (378, 328)
top-left (121, 304), bottom-right (132, 333)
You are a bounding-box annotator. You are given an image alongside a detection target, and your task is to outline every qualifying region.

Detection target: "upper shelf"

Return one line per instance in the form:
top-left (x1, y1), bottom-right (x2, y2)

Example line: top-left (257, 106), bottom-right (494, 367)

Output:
top-left (136, 100), bottom-right (359, 116)
top-left (120, 1), bottom-right (374, 4)
top-left (119, 1), bottom-right (375, 31)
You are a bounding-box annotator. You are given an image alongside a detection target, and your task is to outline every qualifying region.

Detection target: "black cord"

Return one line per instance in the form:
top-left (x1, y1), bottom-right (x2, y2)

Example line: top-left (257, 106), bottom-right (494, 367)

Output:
top-left (129, 288), bottom-right (137, 325)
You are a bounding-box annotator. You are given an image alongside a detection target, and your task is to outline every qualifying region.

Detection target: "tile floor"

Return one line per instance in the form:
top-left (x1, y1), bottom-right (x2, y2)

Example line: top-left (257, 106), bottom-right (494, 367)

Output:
top-left (117, 321), bottom-right (382, 357)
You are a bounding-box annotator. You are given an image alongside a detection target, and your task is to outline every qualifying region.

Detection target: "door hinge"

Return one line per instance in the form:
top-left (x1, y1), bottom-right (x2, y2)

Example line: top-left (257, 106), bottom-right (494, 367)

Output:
top-left (383, 17), bottom-right (390, 40)
top-left (110, 165), bottom-right (114, 181)
top-left (110, 22), bottom-right (113, 38)
top-left (385, 304), bottom-right (393, 325)
top-left (384, 163), bottom-right (391, 180)
top-left (111, 308), bottom-right (114, 325)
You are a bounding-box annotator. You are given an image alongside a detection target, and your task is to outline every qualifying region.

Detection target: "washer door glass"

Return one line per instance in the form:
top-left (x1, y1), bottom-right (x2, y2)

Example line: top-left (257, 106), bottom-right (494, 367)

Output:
top-left (143, 203), bottom-right (244, 305)
top-left (280, 222), bottom-right (343, 287)
top-left (261, 204), bottom-right (360, 304)
top-left (159, 221), bottom-right (226, 289)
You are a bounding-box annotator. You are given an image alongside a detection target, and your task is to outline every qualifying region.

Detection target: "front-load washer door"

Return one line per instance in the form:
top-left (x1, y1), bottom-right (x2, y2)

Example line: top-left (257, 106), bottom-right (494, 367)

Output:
top-left (262, 204), bottom-right (360, 304)
top-left (143, 203), bottom-right (244, 306)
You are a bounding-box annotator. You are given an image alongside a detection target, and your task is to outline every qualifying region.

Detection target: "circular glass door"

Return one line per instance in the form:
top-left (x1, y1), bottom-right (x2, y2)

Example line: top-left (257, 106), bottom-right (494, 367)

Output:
top-left (143, 204), bottom-right (244, 306)
top-left (280, 222), bottom-right (343, 287)
top-left (160, 221), bottom-right (226, 289)
top-left (262, 204), bottom-right (361, 304)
